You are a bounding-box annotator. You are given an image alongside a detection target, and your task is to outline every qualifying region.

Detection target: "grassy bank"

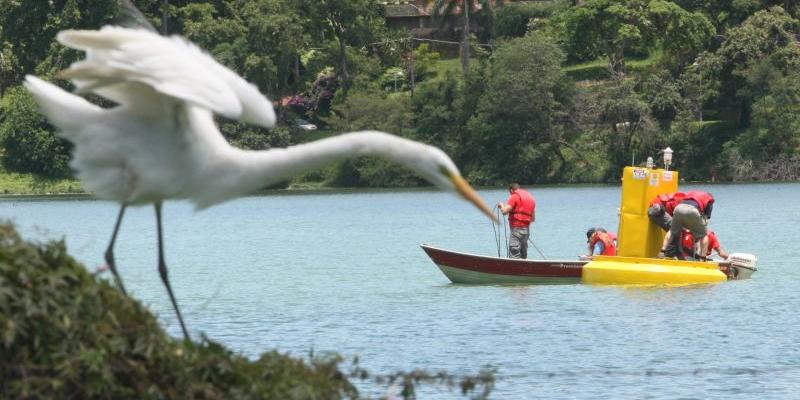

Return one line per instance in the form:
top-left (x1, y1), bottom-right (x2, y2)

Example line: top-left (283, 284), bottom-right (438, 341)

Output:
top-left (0, 167), bottom-right (83, 195)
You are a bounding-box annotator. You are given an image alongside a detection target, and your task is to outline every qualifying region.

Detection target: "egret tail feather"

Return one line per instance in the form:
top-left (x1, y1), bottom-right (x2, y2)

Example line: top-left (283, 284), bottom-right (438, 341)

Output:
top-left (23, 75), bottom-right (103, 134)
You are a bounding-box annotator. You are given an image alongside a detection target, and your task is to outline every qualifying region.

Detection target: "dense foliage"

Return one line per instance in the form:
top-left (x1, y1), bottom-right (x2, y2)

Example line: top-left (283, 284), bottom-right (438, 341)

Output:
top-left (0, 223), bottom-right (356, 399)
top-left (2, 0), bottom-right (800, 187)
top-left (0, 86), bottom-right (72, 177)
top-left (466, 32), bottom-right (574, 183)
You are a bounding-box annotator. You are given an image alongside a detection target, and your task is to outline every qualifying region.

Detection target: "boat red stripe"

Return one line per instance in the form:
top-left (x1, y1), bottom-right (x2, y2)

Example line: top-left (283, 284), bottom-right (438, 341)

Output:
top-left (422, 245), bottom-right (584, 278)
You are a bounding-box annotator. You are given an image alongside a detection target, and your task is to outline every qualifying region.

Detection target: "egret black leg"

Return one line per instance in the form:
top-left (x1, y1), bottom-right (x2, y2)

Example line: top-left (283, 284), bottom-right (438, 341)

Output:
top-left (154, 202), bottom-right (191, 341)
top-left (104, 204), bottom-right (128, 295)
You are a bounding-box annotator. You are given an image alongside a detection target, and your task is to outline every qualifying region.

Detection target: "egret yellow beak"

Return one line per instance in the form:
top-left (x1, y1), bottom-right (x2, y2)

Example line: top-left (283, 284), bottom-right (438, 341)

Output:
top-left (450, 173), bottom-right (498, 223)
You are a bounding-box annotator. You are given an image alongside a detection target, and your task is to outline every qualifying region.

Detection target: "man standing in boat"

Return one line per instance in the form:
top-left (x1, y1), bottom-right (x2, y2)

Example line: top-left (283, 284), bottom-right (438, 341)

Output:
top-left (498, 183), bottom-right (536, 259)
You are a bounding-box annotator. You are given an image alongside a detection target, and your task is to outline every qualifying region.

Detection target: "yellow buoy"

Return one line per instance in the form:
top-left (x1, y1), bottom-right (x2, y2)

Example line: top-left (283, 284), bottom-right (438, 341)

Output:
top-left (583, 255), bottom-right (726, 285)
top-left (617, 166), bottom-right (679, 258)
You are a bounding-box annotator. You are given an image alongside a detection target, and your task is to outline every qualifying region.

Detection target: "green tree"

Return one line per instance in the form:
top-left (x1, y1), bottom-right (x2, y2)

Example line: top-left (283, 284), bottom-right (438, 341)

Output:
top-left (712, 6), bottom-right (800, 125)
top-left (739, 57), bottom-right (800, 160)
top-left (466, 32), bottom-right (574, 184)
top-left (433, 0), bottom-right (497, 74)
top-left (0, 0), bottom-right (124, 91)
top-left (240, 0), bottom-right (311, 94)
top-left (675, 0), bottom-right (799, 28)
top-left (300, 0), bottom-right (384, 94)
top-left (494, 2), bottom-right (530, 39)
top-left (555, 0), bottom-right (655, 71)
top-left (494, 1), bottom-right (569, 39)
top-left (678, 52), bottom-right (721, 122)
top-left (409, 43), bottom-right (441, 84)
top-left (177, 2), bottom-right (246, 65)
top-left (412, 65), bottom-right (487, 171)
top-left (412, 72), bottom-right (464, 159)
top-left (576, 78), bottom-right (662, 178)
top-left (648, 1), bottom-right (715, 67)
top-left (324, 89), bottom-right (421, 187)
top-left (0, 86), bottom-right (71, 177)
top-left (554, 0), bottom-right (712, 74)
top-left (668, 117), bottom-right (737, 179)
top-left (176, 0), bottom-right (314, 97)
top-left (716, 6), bottom-right (799, 71)
top-left (639, 71), bottom-right (688, 128)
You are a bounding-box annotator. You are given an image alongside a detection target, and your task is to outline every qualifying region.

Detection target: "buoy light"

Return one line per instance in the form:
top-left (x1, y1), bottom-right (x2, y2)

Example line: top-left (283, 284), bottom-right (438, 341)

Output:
top-left (663, 147), bottom-right (673, 170)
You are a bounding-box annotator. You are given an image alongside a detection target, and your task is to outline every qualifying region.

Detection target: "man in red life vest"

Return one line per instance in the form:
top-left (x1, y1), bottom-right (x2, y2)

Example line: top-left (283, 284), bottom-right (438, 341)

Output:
top-left (648, 192), bottom-right (686, 231)
top-left (681, 230), bottom-right (729, 260)
top-left (498, 183), bottom-right (536, 259)
top-left (586, 227), bottom-right (617, 256)
top-left (660, 191), bottom-right (715, 260)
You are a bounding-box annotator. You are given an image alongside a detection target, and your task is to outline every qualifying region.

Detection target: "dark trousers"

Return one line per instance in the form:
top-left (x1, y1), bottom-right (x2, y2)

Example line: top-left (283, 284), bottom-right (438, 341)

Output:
top-left (510, 227), bottom-right (530, 259)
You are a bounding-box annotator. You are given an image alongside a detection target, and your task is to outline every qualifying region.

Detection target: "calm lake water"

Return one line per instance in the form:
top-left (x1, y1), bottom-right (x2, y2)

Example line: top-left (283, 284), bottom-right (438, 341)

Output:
top-left (2, 183), bottom-right (799, 399)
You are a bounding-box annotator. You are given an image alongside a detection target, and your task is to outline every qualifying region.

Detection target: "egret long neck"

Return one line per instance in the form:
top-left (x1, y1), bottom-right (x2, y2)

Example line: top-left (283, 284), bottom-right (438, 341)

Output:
top-left (244, 131), bottom-right (411, 185)
top-left (194, 131), bottom-right (422, 208)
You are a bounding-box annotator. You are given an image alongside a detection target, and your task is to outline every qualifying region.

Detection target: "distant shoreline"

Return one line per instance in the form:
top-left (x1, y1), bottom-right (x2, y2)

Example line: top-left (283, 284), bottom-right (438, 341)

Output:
top-left (0, 193), bottom-right (94, 200)
top-left (4, 168), bottom-right (799, 200)
top-left (3, 179), bottom-right (798, 201)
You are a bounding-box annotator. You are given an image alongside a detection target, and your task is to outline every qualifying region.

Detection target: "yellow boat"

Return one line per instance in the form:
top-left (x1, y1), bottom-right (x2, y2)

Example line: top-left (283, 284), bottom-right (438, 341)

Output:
top-left (582, 157), bottom-right (756, 285)
top-left (583, 255), bottom-right (726, 285)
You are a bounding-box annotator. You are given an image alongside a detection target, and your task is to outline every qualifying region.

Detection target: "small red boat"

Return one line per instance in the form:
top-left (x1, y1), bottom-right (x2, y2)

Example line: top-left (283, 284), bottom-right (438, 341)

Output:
top-left (421, 244), bottom-right (757, 284)
top-left (421, 244), bottom-right (587, 284)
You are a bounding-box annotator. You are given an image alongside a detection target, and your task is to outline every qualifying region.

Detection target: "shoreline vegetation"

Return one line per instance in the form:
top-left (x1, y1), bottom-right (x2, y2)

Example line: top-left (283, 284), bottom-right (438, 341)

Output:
top-left (5, 3), bottom-right (800, 188)
top-left (0, 168), bottom-right (84, 196)
top-left (3, 167), bottom-right (799, 199)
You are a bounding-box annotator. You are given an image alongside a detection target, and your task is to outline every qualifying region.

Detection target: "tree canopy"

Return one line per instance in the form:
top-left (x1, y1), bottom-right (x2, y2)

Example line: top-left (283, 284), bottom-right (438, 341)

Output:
top-left (2, 0), bottom-right (800, 186)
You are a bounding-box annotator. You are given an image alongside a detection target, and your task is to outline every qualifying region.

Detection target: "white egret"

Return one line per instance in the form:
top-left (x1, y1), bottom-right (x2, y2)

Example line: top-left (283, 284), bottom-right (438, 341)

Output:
top-left (24, 26), bottom-right (494, 340)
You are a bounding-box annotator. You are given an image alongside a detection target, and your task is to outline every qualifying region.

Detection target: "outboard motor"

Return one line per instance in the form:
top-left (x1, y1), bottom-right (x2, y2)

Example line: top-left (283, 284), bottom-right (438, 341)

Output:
top-left (726, 253), bottom-right (758, 279)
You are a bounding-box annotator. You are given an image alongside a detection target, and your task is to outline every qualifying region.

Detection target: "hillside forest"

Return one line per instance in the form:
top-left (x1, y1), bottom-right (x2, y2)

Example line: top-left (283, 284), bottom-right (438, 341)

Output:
top-left (2, 0), bottom-right (800, 189)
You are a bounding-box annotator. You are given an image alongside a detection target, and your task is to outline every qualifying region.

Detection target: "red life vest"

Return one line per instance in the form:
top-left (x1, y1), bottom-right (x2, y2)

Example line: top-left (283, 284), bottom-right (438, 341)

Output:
top-left (684, 191), bottom-right (714, 213)
top-left (650, 192), bottom-right (686, 215)
top-left (590, 232), bottom-right (617, 256)
top-left (508, 189), bottom-right (535, 228)
top-left (682, 231), bottom-right (720, 257)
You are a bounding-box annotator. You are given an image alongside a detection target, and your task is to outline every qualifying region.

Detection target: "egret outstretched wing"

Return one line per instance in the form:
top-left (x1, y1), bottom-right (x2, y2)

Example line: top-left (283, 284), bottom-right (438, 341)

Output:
top-left (58, 26), bottom-right (275, 127)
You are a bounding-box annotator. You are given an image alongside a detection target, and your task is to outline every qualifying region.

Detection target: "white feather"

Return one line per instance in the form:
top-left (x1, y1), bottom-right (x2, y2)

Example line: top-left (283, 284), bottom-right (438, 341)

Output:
top-left (57, 27), bottom-right (275, 126)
